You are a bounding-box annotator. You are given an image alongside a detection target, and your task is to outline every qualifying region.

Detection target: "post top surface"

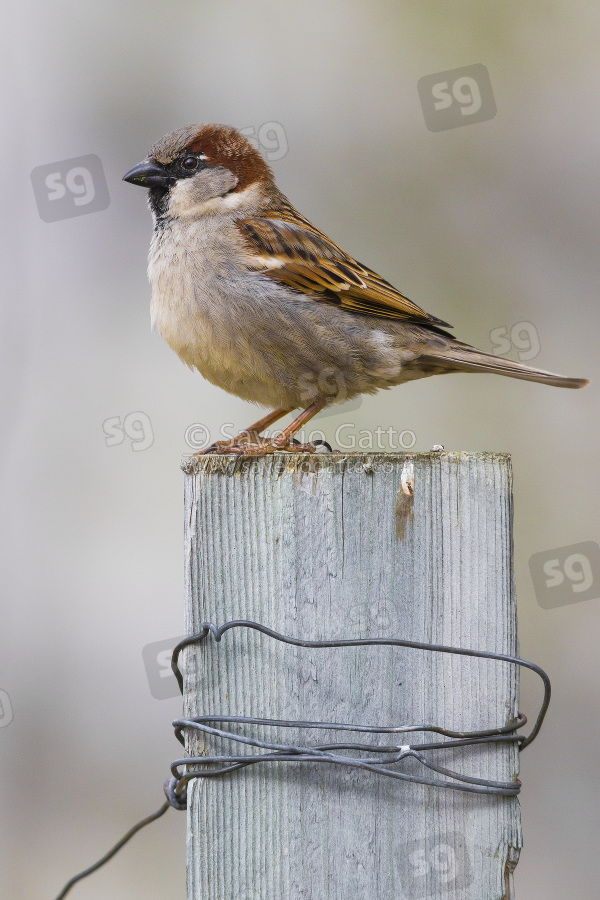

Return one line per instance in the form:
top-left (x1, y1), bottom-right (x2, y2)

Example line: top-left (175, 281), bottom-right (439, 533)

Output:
top-left (181, 450), bottom-right (511, 476)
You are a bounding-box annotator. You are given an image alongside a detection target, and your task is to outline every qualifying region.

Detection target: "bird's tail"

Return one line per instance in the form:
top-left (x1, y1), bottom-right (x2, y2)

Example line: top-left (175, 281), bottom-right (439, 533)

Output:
top-left (424, 343), bottom-right (589, 389)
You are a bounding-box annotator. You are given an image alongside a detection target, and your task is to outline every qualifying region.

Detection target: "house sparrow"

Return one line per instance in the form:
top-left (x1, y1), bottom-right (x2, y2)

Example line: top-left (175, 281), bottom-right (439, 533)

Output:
top-left (123, 124), bottom-right (589, 455)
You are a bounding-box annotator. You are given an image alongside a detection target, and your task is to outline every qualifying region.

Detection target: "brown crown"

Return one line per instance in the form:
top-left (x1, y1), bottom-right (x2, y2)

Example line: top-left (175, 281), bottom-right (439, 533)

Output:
top-left (149, 123), bottom-right (274, 193)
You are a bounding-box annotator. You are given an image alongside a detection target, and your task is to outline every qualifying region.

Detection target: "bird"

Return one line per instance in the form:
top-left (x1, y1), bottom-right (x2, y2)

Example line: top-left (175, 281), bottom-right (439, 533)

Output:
top-left (123, 123), bottom-right (589, 456)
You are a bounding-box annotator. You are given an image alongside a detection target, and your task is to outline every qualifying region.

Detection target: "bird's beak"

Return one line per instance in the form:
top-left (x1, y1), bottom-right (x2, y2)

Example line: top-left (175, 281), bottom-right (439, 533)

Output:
top-left (122, 158), bottom-right (173, 188)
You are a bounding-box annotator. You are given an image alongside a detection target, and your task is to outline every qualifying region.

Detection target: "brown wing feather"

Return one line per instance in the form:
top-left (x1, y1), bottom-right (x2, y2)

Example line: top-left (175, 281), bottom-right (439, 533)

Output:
top-left (238, 209), bottom-right (451, 326)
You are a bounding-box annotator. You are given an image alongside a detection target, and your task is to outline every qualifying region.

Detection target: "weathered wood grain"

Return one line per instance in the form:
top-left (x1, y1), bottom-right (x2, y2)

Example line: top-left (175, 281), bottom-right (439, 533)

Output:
top-left (182, 452), bottom-right (521, 900)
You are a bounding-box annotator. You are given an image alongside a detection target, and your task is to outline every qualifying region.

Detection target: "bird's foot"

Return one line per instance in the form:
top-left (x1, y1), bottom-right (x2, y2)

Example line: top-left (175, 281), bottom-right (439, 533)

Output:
top-left (196, 430), bottom-right (261, 455)
top-left (201, 436), bottom-right (331, 457)
top-left (198, 403), bottom-right (332, 457)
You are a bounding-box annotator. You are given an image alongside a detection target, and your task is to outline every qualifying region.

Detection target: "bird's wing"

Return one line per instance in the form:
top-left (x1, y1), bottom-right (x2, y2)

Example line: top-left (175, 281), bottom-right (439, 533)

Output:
top-left (238, 209), bottom-right (450, 326)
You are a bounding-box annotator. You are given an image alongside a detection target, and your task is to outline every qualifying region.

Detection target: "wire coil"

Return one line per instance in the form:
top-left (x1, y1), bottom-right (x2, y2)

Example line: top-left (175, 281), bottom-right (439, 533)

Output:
top-left (54, 619), bottom-right (550, 898)
top-left (164, 619), bottom-right (550, 808)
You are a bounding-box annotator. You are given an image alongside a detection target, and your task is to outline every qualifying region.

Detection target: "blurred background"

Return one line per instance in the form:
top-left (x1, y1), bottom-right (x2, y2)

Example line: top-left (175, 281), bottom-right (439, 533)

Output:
top-left (2, 1), bottom-right (599, 897)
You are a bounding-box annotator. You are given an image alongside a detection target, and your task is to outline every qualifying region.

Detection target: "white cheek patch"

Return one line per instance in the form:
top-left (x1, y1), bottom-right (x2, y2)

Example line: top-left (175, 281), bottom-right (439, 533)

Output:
top-left (168, 180), bottom-right (264, 219)
top-left (167, 180), bottom-right (200, 217)
top-left (167, 172), bottom-right (234, 218)
top-left (168, 179), bottom-right (192, 210)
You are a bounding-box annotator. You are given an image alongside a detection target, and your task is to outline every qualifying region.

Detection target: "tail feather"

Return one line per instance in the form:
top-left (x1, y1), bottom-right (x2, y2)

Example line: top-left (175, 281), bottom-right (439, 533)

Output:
top-left (425, 345), bottom-right (589, 389)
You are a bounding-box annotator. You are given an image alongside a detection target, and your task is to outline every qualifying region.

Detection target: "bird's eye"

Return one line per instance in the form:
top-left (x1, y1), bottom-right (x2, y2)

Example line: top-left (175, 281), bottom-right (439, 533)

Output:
top-left (182, 156), bottom-right (199, 170)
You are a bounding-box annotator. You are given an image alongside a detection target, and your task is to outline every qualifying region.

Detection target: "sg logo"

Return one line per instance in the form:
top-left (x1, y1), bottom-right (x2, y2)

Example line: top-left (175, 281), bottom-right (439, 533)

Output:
top-left (142, 636), bottom-right (183, 700)
top-left (240, 121), bottom-right (289, 161)
top-left (402, 831), bottom-right (473, 898)
top-left (529, 541), bottom-right (600, 609)
top-left (31, 154), bottom-right (110, 222)
top-left (490, 321), bottom-right (541, 362)
top-left (103, 411), bottom-right (154, 452)
top-left (418, 64), bottom-right (496, 131)
top-left (0, 689), bottom-right (14, 728)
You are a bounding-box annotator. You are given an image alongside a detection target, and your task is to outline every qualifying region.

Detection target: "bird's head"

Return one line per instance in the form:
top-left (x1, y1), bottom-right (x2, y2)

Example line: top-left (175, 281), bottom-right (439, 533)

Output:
top-left (123, 123), bottom-right (274, 222)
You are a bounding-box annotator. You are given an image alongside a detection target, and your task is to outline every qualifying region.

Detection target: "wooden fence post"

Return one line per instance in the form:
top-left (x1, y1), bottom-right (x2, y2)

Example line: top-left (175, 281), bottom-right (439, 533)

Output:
top-left (181, 451), bottom-right (521, 900)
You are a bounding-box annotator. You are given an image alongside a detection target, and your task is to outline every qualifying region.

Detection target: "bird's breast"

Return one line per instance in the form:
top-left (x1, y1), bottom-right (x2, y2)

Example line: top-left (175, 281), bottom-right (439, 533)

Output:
top-left (146, 218), bottom-right (292, 404)
top-left (149, 219), bottom-right (240, 358)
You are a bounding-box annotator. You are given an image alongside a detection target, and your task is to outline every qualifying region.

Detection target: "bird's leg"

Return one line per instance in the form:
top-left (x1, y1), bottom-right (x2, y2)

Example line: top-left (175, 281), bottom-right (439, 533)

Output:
top-left (270, 402), bottom-right (326, 451)
top-left (199, 407), bottom-right (293, 454)
top-left (215, 401), bottom-right (327, 457)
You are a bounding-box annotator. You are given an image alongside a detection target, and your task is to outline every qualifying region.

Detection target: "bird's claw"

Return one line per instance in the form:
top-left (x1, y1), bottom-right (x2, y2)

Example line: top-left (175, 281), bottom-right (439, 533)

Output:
top-left (195, 431), bottom-right (260, 455)
top-left (201, 438), bottom-right (321, 457)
